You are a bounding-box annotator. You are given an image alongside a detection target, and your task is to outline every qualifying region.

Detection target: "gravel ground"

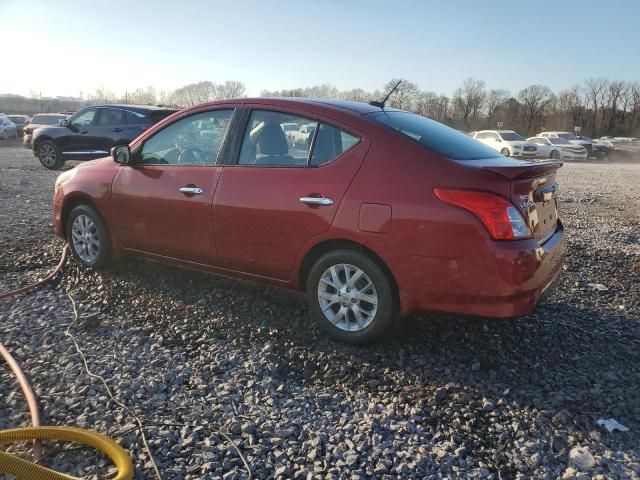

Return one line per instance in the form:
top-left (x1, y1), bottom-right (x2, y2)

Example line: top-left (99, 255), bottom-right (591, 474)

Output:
top-left (1, 138), bottom-right (639, 479)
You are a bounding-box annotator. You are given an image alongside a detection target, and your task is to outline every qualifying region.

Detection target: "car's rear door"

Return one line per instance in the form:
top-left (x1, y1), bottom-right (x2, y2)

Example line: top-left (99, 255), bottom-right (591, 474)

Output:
top-left (93, 107), bottom-right (127, 153)
top-left (110, 107), bottom-right (237, 263)
top-left (212, 105), bottom-right (369, 281)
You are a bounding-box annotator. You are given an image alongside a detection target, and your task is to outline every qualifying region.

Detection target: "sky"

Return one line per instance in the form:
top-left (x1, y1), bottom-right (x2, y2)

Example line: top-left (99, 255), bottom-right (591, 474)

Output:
top-left (1, 0), bottom-right (639, 98)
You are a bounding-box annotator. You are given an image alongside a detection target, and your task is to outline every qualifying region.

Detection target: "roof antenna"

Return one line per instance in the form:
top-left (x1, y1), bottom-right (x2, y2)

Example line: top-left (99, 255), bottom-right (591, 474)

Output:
top-left (369, 80), bottom-right (402, 109)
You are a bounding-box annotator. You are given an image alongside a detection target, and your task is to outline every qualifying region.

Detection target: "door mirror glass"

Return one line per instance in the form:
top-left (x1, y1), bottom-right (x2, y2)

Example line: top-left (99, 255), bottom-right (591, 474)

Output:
top-left (112, 145), bottom-right (131, 164)
top-left (59, 119), bottom-right (69, 127)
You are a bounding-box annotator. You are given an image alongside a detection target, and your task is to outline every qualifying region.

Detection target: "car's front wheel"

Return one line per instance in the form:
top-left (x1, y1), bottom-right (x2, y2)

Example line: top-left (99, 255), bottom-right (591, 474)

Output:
top-left (38, 141), bottom-right (64, 170)
top-left (551, 150), bottom-right (561, 160)
top-left (66, 204), bottom-right (112, 269)
top-left (306, 249), bottom-right (397, 344)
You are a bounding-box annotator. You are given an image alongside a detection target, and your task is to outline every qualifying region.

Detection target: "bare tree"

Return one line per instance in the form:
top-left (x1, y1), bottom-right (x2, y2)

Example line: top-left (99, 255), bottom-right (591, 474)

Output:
top-left (584, 77), bottom-right (608, 137)
top-left (518, 84), bottom-right (553, 134)
top-left (486, 88), bottom-right (510, 122)
top-left (213, 80), bottom-right (246, 100)
top-left (452, 78), bottom-right (486, 126)
top-left (383, 78), bottom-right (419, 110)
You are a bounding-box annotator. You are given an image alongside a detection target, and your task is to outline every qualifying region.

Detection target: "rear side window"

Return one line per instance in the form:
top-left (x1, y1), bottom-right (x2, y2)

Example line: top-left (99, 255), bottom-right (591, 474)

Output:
top-left (366, 111), bottom-right (499, 160)
top-left (125, 110), bottom-right (146, 124)
top-left (238, 110), bottom-right (314, 167)
top-left (310, 123), bottom-right (360, 166)
top-left (150, 110), bottom-right (177, 123)
top-left (97, 109), bottom-right (125, 126)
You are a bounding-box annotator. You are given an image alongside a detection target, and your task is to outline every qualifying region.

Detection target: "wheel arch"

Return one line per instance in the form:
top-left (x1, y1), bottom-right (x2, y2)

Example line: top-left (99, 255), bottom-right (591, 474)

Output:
top-left (298, 238), bottom-right (400, 304)
top-left (33, 134), bottom-right (55, 151)
top-left (60, 194), bottom-right (108, 240)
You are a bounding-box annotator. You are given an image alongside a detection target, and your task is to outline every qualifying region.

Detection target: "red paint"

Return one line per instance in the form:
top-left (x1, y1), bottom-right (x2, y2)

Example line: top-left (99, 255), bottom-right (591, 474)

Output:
top-left (54, 98), bottom-right (566, 319)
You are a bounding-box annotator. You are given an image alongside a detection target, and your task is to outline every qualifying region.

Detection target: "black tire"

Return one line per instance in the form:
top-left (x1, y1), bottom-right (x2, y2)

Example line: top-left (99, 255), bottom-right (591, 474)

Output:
top-left (306, 249), bottom-right (397, 344)
top-left (500, 148), bottom-right (510, 157)
top-left (38, 140), bottom-right (65, 170)
top-left (66, 204), bottom-right (112, 269)
top-left (550, 150), bottom-right (561, 160)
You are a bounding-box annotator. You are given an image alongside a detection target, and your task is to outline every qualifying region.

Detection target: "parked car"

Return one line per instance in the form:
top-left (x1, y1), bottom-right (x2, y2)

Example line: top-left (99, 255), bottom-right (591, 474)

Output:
top-left (23, 113), bottom-right (69, 148)
top-left (280, 122), bottom-right (299, 145)
top-left (0, 117), bottom-right (18, 139)
top-left (6, 115), bottom-right (30, 137)
top-left (537, 131), bottom-right (592, 157)
top-left (527, 136), bottom-right (588, 160)
top-left (591, 138), bottom-right (614, 158)
top-left (32, 104), bottom-right (177, 169)
top-left (291, 123), bottom-right (316, 147)
top-left (53, 98), bottom-right (566, 344)
top-left (472, 130), bottom-right (538, 158)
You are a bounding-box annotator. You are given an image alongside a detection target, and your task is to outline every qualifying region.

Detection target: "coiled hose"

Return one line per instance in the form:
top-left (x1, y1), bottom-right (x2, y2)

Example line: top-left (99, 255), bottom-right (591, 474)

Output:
top-left (0, 245), bottom-right (134, 479)
top-left (0, 427), bottom-right (133, 480)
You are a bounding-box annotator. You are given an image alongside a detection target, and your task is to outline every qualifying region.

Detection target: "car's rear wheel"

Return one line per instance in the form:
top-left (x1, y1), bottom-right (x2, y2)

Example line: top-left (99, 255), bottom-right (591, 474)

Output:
top-left (551, 150), bottom-right (561, 160)
top-left (500, 148), bottom-right (510, 157)
top-left (38, 141), bottom-right (64, 170)
top-left (306, 249), bottom-right (397, 344)
top-left (66, 204), bottom-right (112, 269)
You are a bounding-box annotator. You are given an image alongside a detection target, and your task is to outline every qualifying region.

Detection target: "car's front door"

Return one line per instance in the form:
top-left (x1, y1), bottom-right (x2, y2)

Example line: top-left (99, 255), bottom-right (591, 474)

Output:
top-left (60, 108), bottom-right (99, 156)
top-left (110, 107), bottom-right (236, 263)
top-left (212, 107), bottom-right (368, 281)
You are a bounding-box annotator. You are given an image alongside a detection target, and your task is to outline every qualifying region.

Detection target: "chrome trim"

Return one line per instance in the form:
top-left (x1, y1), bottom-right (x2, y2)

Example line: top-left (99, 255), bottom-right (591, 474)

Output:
top-left (300, 197), bottom-right (334, 206)
top-left (179, 187), bottom-right (204, 195)
top-left (62, 150), bottom-right (109, 155)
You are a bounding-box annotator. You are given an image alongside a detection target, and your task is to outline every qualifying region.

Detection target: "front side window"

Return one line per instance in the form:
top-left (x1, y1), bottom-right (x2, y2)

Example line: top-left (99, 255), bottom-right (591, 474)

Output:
top-left (97, 108), bottom-right (125, 126)
top-left (238, 110), bottom-right (315, 166)
top-left (139, 109), bottom-right (233, 166)
top-left (366, 111), bottom-right (499, 160)
top-left (71, 109), bottom-right (97, 129)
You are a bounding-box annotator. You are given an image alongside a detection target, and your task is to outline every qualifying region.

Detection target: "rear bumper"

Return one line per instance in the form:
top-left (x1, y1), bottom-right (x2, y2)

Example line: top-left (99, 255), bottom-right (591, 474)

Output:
top-left (396, 221), bottom-right (567, 318)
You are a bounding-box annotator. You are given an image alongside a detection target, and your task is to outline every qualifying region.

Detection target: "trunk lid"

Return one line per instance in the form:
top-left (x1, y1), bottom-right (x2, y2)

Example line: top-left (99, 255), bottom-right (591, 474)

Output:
top-left (458, 157), bottom-right (562, 242)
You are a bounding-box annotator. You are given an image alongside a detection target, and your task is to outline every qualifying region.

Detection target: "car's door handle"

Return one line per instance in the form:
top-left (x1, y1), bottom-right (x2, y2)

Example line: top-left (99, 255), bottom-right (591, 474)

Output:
top-left (113, 128), bottom-right (122, 132)
top-left (179, 186), bottom-right (204, 195)
top-left (300, 196), bottom-right (334, 206)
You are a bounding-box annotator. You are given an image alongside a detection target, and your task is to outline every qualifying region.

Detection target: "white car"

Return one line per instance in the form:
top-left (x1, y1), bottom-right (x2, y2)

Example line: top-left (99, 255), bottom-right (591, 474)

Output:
top-left (537, 131), bottom-right (592, 156)
top-left (527, 136), bottom-right (588, 160)
top-left (472, 130), bottom-right (538, 158)
top-left (291, 123), bottom-right (316, 147)
top-left (280, 122), bottom-right (299, 145)
top-left (0, 117), bottom-right (18, 139)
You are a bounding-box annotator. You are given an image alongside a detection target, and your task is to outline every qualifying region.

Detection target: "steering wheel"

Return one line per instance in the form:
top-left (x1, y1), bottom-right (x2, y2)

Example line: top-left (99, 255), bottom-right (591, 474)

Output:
top-left (178, 147), bottom-right (207, 165)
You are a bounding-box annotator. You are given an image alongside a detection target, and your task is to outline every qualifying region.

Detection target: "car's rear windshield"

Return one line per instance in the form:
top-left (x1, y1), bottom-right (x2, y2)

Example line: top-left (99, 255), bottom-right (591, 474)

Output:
top-left (7, 116), bottom-right (25, 124)
top-left (365, 111), bottom-right (499, 160)
top-left (32, 115), bottom-right (65, 125)
top-left (500, 131), bottom-right (525, 141)
top-left (150, 110), bottom-right (177, 123)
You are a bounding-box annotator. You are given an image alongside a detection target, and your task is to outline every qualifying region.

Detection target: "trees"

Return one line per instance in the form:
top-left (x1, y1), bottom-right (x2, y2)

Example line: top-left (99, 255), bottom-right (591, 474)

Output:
top-left (451, 78), bottom-right (486, 127)
top-left (518, 84), bottom-right (553, 134)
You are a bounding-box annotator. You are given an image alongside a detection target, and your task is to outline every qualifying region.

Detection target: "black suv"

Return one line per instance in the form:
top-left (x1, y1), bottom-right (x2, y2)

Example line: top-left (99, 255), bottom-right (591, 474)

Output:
top-left (32, 104), bottom-right (177, 169)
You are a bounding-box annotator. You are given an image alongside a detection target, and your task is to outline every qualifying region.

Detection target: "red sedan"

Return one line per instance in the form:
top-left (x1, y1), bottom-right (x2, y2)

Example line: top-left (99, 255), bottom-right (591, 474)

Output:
top-left (53, 98), bottom-right (566, 344)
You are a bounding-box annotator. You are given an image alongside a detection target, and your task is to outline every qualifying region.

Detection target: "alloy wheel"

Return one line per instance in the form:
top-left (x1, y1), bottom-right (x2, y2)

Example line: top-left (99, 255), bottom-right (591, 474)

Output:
top-left (71, 214), bottom-right (100, 263)
top-left (317, 263), bottom-right (378, 332)
top-left (39, 144), bottom-right (57, 167)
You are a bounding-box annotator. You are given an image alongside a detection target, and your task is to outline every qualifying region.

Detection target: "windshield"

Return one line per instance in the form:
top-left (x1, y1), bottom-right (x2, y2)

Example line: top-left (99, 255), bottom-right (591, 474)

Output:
top-left (7, 116), bottom-right (25, 124)
top-left (499, 132), bottom-right (526, 141)
top-left (365, 111), bottom-right (499, 160)
top-left (32, 115), bottom-right (66, 125)
top-left (557, 133), bottom-right (577, 140)
top-left (549, 138), bottom-right (571, 145)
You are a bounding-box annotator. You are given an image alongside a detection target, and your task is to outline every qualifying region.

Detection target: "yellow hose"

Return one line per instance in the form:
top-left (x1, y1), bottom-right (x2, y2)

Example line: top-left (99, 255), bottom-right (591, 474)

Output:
top-left (0, 426), bottom-right (133, 480)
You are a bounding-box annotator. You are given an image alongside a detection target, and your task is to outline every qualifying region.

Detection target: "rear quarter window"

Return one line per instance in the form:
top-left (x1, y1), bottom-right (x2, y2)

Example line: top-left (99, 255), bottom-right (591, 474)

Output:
top-left (365, 111), bottom-right (499, 160)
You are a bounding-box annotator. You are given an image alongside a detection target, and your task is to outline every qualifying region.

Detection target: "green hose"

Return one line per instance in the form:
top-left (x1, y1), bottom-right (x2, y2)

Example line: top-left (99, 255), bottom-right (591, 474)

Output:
top-left (0, 426), bottom-right (134, 480)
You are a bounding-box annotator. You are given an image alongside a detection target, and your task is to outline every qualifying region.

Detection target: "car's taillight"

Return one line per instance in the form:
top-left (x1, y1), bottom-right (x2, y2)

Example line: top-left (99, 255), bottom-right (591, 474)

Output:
top-left (434, 188), bottom-right (531, 240)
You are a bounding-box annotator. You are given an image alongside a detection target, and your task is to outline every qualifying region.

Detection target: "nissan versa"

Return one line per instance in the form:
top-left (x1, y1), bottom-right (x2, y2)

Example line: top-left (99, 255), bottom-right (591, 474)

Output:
top-left (53, 98), bottom-right (566, 344)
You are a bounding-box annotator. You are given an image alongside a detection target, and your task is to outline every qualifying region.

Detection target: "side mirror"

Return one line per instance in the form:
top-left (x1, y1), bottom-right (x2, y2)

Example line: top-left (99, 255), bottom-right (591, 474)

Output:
top-left (59, 119), bottom-right (69, 127)
top-left (111, 145), bottom-right (131, 164)
top-left (496, 139), bottom-right (502, 142)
